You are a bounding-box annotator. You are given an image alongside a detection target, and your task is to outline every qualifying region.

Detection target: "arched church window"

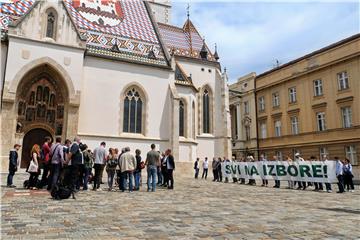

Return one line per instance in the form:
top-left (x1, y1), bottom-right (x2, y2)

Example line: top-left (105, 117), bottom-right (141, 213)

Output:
top-left (46, 11), bottom-right (56, 39)
top-left (43, 86), bottom-right (50, 103)
top-left (49, 94), bottom-right (55, 107)
top-left (29, 92), bottom-right (35, 105)
top-left (36, 86), bottom-right (43, 102)
top-left (179, 100), bottom-right (185, 137)
top-left (123, 88), bottom-right (143, 134)
top-left (203, 89), bottom-right (210, 133)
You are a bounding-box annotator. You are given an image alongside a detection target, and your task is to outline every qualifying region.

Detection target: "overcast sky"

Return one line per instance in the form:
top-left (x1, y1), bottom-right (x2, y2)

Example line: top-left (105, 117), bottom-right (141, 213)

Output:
top-left (170, 1), bottom-right (359, 83)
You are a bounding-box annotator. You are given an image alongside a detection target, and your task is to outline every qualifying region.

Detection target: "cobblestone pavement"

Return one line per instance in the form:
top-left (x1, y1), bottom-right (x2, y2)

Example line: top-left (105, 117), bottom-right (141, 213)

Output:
top-left (1, 172), bottom-right (360, 240)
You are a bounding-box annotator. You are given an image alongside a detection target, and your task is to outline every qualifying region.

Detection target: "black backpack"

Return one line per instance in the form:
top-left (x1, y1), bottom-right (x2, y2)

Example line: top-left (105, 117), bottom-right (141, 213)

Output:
top-left (51, 184), bottom-right (76, 200)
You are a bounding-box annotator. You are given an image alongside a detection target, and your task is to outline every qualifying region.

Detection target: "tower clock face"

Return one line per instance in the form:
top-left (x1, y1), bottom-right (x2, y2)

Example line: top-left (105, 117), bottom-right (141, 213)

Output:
top-left (71, 0), bottom-right (124, 27)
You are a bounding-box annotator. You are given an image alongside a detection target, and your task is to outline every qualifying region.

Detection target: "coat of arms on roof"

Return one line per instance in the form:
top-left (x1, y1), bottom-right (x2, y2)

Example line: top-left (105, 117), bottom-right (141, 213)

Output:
top-left (72, 0), bottom-right (124, 27)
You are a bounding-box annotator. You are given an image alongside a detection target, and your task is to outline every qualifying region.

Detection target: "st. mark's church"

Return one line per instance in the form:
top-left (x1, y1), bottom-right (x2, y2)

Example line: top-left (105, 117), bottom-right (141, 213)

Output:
top-left (0, 0), bottom-right (231, 171)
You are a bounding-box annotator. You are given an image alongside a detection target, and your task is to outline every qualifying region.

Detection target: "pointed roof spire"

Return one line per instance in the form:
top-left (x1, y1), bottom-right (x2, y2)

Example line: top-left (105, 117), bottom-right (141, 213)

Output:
top-left (187, 3), bottom-right (190, 20)
top-left (214, 43), bottom-right (219, 61)
top-left (185, 3), bottom-right (193, 56)
top-left (200, 38), bottom-right (208, 60)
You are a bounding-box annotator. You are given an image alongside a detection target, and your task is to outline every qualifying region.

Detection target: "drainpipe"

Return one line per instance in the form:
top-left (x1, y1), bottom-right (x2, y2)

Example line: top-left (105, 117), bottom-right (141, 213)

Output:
top-left (254, 76), bottom-right (260, 160)
top-left (1, 37), bottom-right (9, 110)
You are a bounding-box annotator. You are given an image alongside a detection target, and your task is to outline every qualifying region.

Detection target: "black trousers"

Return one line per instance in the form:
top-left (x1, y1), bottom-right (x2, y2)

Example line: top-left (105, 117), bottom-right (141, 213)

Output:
top-left (213, 169), bottom-right (218, 181)
top-left (217, 167), bottom-right (222, 182)
top-left (28, 172), bottom-right (39, 188)
top-left (93, 164), bottom-right (104, 190)
top-left (262, 179), bottom-right (268, 185)
top-left (344, 173), bottom-right (354, 190)
top-left (167, 169), bottom-right (174, 188)
top-left (161, 166), bottom-right (168, 185)
top-left (274, 180), bottom-right (280, 187)
top-left (337, 175), bottom-right (345, 193)
top-left (314, 182), bottom-right (323, 190)
top-left (69, 164), bottom-right (80, 191)
top-left (202, 169), bottom-right (208, 179)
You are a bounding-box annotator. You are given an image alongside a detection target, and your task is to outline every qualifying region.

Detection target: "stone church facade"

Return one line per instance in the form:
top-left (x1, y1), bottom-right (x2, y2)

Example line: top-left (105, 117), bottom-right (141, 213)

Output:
top-left (0, 0), bottom-right (231, 172)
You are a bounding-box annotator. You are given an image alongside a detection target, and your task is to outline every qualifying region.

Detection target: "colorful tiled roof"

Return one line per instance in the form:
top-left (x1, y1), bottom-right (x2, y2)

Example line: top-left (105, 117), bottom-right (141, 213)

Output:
top-left (158, 20), bottom-right (216, 62)
top-left (1, 0), bottom-right (169, 67)
top-left (0, 0), bottom-right (36, 31)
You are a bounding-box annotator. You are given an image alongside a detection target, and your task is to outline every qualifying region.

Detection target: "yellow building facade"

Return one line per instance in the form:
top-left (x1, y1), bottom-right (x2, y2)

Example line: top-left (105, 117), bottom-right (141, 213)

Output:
top-left (255, 34), bottom-right (360, 177)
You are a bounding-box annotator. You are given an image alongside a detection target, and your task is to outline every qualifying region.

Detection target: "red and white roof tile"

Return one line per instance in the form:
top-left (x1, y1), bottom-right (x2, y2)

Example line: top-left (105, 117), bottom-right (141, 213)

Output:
top-left (158, 20), bottom-right (215, 61)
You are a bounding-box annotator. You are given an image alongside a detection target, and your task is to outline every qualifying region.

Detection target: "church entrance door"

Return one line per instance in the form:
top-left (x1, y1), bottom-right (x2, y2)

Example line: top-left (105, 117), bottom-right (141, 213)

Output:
top-left (21, 128), bottom-right (52, 168)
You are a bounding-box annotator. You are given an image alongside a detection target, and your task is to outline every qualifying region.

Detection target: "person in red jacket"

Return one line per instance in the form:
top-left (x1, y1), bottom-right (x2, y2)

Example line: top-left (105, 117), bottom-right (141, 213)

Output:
top-left (40, 136), bottom-right (52, 188)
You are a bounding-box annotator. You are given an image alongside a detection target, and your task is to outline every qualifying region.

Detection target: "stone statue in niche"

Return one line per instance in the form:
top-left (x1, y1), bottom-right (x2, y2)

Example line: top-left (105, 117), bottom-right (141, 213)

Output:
top-left (49, 94), bottom-right (55, 107)
top-left (36, 86), bottom-right (43, 102)
top-left (43, 87), bottom-right (50, 104)
top-left (57, 105), bottom-right (64, 119)
top-left (29, 92), bottom-right (35, 105)
top-left (26, 108), bottom-right (35, 121)
top-left (16, 122), bottom-right (23, 133)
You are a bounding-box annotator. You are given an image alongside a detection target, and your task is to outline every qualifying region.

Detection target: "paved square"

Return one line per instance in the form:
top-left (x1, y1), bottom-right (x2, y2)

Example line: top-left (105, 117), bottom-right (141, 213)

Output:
top-left (1, 172), bottom-right (359, 239)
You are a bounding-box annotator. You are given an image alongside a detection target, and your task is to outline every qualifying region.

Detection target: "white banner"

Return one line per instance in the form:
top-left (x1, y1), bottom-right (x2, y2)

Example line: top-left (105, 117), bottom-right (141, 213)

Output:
top-left (222, 161), bottom-right (337, 183)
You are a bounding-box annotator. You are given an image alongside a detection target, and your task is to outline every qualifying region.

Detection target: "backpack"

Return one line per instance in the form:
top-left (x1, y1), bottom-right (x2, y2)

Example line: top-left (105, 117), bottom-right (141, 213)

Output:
top-left (51, 184), bottom-right (76, 200)
top-left (108, 158), bottom-right (118, 168)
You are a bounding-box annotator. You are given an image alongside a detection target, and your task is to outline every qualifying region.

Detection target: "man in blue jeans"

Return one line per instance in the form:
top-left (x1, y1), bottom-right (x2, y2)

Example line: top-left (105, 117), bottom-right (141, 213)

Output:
top-left (145, 144), bottom-right (160, 192)
top-left (7, 144), bottom-right (21, 188)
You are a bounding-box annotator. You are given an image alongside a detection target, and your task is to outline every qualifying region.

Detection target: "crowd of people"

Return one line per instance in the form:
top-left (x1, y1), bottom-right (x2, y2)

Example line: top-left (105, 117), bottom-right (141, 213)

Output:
top-left (194, 153), bottom-right (356, 194)
top-left (7, 137), bottom-right (176, 194)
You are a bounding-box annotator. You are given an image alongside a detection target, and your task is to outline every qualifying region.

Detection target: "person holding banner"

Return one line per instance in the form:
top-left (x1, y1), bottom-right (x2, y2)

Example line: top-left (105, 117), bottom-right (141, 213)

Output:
top-left (286, 156), bottom-right (294, 189)
top-left (322, 155), bottom-right (332, 193)
top-left (310, 156), bottom-right (323, 192)
top-left (260, 155), bottom-right (268, 187)
top-left (272, 156), bottom-right (280, 188)
top-left (335, 157), bottom-right (345, 193)
top-left (295, 153), bottom-right (306, 190)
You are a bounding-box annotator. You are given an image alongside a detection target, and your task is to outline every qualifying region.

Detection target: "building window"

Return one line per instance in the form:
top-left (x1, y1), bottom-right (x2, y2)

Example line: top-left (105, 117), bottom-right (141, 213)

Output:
top-left (123, 88), bottom-right (143, 134)
top-left (203, 89), bottom-right (210, 133)
top-left (290, 116), bottom-right (299, 135)
top-left (341, 107), bottom-right (352, 128)
top-left (319, 147), bottom-right (329, 160)
top-left (244, 101), bottom-right (250, 115)
top-left (289, 87), bottom-right (297, 103)
top-left (46, 11), bottom-right (56, 39)
top-left (345, 145), bottom-right (357, 165)
top-left (337, 71), bottom-right (349, 90)
top-left (272, 92), bottom-right (280, 107)
top-left (275, 151), bottom-right (283, 161)
top-left (274, 120), bottom-right (281, 137)
top-left (260, 122), bottom-right (267, 139)
top-left (258, 96), bottom-right (265, 112)
top-left (245, 126), bottom-right (250, 141)
top-left (179, 100), bottom-right (185, 137)
top-left (313, 79), bottom-right (323, 96)
top-left (316, 112), bottom-right (326, 131)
